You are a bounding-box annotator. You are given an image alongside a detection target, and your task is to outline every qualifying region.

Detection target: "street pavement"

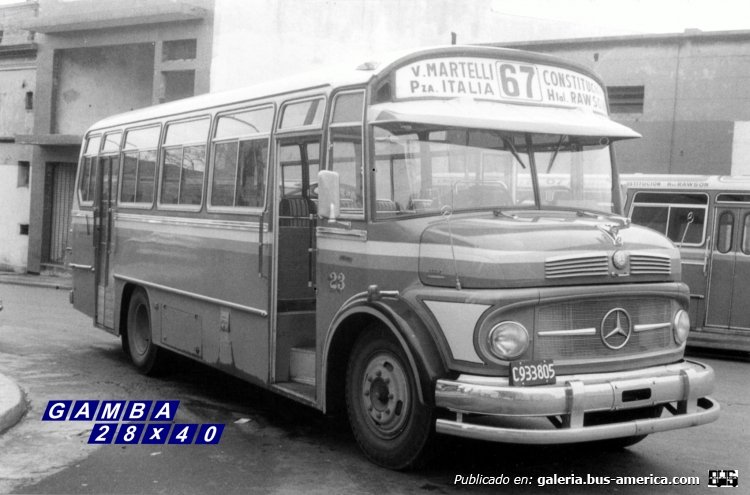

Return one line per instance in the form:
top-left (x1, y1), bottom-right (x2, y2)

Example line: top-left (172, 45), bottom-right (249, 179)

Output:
top-left (0, 280), bottom-right (748, 494)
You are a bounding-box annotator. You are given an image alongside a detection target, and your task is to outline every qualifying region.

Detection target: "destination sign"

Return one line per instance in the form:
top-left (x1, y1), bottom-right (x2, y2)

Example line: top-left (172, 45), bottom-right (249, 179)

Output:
top-left (394, 57), bottom-right (607, 115)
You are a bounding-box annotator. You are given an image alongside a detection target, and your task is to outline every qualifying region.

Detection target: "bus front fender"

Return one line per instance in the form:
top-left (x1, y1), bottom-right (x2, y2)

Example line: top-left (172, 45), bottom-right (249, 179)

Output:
top-left (321, 294), bottom-right (447, 413)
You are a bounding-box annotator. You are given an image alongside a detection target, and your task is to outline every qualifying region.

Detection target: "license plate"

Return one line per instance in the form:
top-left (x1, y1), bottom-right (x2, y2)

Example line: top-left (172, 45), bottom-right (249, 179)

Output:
top-left (510, 359), bottom-right (556, 386)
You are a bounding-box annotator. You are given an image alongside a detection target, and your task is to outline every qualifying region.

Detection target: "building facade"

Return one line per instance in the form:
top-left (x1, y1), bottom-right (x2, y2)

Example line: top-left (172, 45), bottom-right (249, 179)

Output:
top-left (10, 0), bottom-right (213, 273)
top-left (4, 2), bottom-right (749, 273)
top-left (0, 1), bottom-right (36, 272)
top-left (498, 30), bottom-right (750, 176)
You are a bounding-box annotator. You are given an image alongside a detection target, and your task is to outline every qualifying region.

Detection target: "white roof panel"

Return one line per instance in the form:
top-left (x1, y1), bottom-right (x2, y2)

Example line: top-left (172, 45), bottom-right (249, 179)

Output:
top-left (368, 99), bottom-right (640, 138)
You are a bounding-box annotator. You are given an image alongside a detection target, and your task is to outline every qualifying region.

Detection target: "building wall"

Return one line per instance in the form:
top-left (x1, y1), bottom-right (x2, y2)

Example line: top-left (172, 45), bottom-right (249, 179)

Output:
top-left (23, 0), bottom-right (215, 273)
top-left (500, 34), bottom-right (750, 175)
top-left (0, 155), bottom-right (31, 272)
top-left (0, 2), bottom-right (36, 272)
top-left (0, 66), bottom-right (34, 272)
top-left (53, 43), bottom-right (155, 134)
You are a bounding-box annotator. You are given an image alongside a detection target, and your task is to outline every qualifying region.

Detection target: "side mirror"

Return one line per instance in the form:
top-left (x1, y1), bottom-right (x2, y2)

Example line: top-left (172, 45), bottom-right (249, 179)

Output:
top-left (317, 170), bottom-right (340, 222)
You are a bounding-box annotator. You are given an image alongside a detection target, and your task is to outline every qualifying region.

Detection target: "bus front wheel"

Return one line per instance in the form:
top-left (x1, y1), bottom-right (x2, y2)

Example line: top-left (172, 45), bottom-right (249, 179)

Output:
top-left (345, 327), bottom-right (434, 470)
top-left (125, 288), bottom-right (164, 375)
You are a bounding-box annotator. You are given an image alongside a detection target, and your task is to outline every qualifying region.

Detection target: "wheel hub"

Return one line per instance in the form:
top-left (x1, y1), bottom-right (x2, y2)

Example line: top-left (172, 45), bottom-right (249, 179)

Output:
top-left (361, 353), bottom-right (410, 438)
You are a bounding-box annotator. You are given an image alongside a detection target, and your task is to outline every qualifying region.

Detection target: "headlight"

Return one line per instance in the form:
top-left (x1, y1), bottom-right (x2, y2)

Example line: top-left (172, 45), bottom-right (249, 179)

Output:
top-left (487, 321), bottom-right (529, 360)
top-left (673, 309), bottom-right (690, 344)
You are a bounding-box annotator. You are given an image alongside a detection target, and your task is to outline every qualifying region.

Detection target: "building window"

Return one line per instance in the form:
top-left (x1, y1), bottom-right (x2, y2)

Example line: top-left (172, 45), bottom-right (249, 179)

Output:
top-left (17, 161), bottom-right (30, 187)
top-left (607, 86), bottom-right (645, 114)
top-left (162, 39), bottom-right (197, 61)
top-left (161, 70), bottom-right (195, 103)
top-left (25, 91), bottom-right (33, 110)
top-left (19, 224), bottom-right (29, 236)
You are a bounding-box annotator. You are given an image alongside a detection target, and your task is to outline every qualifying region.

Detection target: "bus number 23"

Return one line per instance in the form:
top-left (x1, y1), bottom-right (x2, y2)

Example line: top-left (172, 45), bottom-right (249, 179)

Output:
top-left (328, 272), bottom-right (346, 292)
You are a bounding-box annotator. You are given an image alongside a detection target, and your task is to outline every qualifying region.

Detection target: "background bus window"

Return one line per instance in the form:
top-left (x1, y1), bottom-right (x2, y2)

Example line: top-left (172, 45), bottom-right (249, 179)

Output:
top-left (742, 213), bottom-right (750, 254)
top-left (630, 192), bottom-right (708, 246)
top-left (717, 211), bottom-right (734, 254)
top-left (630, 205), bottom-right (668, 233)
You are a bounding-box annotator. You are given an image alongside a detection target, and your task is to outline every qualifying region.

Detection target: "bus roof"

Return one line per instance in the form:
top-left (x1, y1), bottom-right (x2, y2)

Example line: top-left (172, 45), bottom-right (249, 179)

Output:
top-left (86, 45), bottom-right (622, 136)
top-left (622, 173), bottom-right (750, 192)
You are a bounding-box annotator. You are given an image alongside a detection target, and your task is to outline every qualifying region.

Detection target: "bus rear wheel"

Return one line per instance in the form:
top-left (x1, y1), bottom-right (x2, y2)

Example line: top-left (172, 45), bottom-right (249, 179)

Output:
top-left (125, 288), bottom-right (164, 375)
top-left (345, 327), bottom-right (434, 470)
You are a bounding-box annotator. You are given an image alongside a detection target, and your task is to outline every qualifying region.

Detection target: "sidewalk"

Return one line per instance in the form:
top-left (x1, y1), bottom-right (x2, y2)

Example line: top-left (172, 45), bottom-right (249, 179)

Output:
top-left (0, 373), bottom-right (26, 434)
top-left (0, 271), bottom-right (72, 290)
top-left (0, 274), bottom-right (35, 433)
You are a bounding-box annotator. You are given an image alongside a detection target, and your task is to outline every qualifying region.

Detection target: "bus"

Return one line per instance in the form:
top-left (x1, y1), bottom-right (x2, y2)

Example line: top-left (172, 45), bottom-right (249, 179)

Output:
top-left (623, 174), bottom-right (750, 353)
top-left (68, 46), bottom-right (718, 469)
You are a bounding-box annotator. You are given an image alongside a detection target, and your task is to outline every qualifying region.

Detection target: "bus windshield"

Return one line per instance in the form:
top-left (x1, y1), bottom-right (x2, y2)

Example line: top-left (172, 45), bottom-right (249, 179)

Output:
top-left (373, 122), bottom-right (615, 218)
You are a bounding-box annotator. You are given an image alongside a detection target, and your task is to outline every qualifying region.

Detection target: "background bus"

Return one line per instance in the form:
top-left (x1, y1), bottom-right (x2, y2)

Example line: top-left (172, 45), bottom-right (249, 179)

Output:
top-left (623, 174), bottom-right (750, 352)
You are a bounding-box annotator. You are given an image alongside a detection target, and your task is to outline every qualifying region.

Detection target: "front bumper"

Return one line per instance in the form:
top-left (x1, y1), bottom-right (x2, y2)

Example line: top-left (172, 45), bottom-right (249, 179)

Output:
top-left (435, 359), bottom-right (719, 444)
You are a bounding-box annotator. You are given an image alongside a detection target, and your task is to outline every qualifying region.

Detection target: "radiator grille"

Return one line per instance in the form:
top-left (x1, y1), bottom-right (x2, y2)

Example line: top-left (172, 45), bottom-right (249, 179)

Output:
top-left (630, 254), bottom-right (671, 275)
top-left (545, 254), bottom-right (609, 279)
top-left (535, 297), bottom-right (674, 360)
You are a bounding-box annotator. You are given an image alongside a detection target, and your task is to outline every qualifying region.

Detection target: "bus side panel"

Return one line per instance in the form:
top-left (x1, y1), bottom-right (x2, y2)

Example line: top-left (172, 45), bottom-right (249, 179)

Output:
top-left (70, 210), bottom-right (96, 318)
top-left (113, 214), bottom-right (270, 382)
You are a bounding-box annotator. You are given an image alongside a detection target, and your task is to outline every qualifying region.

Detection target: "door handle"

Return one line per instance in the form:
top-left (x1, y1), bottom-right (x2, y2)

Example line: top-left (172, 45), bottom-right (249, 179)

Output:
top-left (703, 235), bottom-right (712, 276)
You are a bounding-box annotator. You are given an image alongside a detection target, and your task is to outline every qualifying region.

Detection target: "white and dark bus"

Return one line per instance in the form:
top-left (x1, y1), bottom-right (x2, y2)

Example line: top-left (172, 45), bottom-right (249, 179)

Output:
top-left (69, 46), bottom-right (718, 468)
top-left (624, 174), bottom-right (750, 353)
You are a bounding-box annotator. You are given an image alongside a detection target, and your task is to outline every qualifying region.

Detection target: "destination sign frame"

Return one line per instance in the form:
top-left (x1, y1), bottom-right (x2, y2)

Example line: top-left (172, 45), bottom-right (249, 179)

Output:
top-left (394, 57), bottom-right (608, 115)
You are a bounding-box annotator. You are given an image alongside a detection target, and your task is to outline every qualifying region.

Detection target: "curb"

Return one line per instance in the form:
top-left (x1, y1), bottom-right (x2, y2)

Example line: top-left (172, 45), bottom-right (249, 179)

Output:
top-left (0, 373), bottom-right (27, 434)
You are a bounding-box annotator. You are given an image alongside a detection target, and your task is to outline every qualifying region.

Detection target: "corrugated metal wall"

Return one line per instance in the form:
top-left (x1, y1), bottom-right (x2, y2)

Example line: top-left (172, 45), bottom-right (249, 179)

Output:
top-left (48, 163), bottom-right (76, 264)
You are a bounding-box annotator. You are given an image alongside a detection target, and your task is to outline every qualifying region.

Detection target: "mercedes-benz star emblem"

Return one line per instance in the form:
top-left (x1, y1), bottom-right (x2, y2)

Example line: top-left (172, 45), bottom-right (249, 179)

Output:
top-left (600, 308), bottom-right (632, 350)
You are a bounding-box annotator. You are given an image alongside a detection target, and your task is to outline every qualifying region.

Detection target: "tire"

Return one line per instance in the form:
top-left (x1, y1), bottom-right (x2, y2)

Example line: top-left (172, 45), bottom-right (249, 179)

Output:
top-left (345, 327), bottom-right (434, 470)
top-left (125, 288), bottom-right (164, 375)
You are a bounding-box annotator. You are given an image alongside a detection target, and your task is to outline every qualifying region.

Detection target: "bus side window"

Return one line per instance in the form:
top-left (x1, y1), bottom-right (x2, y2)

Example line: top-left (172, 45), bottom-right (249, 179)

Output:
top-left (159, 117), bottom-right (210, 207)
top-left (329, 128), bottom-right (362, 210)
top-left (78, 135), bottom-right (101, 204)
top-left (211, 106), bottom-right (273, 209)
top-left (328, 91), bottom-right (364, 214)
top-left (120, 126), bottom-right (160, 206)
top-left (742, 213), bottom-right (750, 255)
top-left (717, 211), bottom-right (734, 253)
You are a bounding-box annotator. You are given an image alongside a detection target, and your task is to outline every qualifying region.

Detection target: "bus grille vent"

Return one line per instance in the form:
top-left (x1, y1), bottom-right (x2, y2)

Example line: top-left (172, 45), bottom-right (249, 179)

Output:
top-left (630, 254), bottom-right (671, 275)
top-left (545, 254), bottom-right (609, 279)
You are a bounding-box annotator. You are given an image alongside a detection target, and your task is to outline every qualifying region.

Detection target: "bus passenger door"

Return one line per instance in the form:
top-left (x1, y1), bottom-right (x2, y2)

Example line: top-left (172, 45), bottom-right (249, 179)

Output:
top-left (94, 155), bottom-right (119, 329)
top-left (272, 137), bottom-right (320, 392)
top-left (729, 209), bottom-right (750, 330)
top-left (705, 207), bottom-right (750, 330)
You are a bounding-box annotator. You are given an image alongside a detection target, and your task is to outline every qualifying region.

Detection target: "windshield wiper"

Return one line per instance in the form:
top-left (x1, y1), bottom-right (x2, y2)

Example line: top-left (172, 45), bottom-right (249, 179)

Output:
top-left (546, 135), bottom-right (566, 173)
top-left (503, 138), bottom-right (527, 169)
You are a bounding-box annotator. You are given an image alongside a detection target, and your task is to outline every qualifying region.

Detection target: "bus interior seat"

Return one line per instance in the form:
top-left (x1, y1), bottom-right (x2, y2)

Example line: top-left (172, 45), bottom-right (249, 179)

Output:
top-left (376, 199), bottom-right (398, 212)
top-left (278, 196), bottom-right (316, 311)
top-left (279, 197), bottom-right (316, 226)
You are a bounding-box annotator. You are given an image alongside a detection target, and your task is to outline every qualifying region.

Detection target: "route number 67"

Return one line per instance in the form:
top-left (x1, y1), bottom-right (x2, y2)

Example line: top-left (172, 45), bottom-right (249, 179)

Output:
top-left (497, 63), bottom-right (540, 101)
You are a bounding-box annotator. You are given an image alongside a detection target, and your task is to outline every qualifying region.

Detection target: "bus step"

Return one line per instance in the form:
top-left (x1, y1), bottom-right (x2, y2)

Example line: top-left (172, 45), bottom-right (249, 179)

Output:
top-left (290, 346), bottom-right (316, 386)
